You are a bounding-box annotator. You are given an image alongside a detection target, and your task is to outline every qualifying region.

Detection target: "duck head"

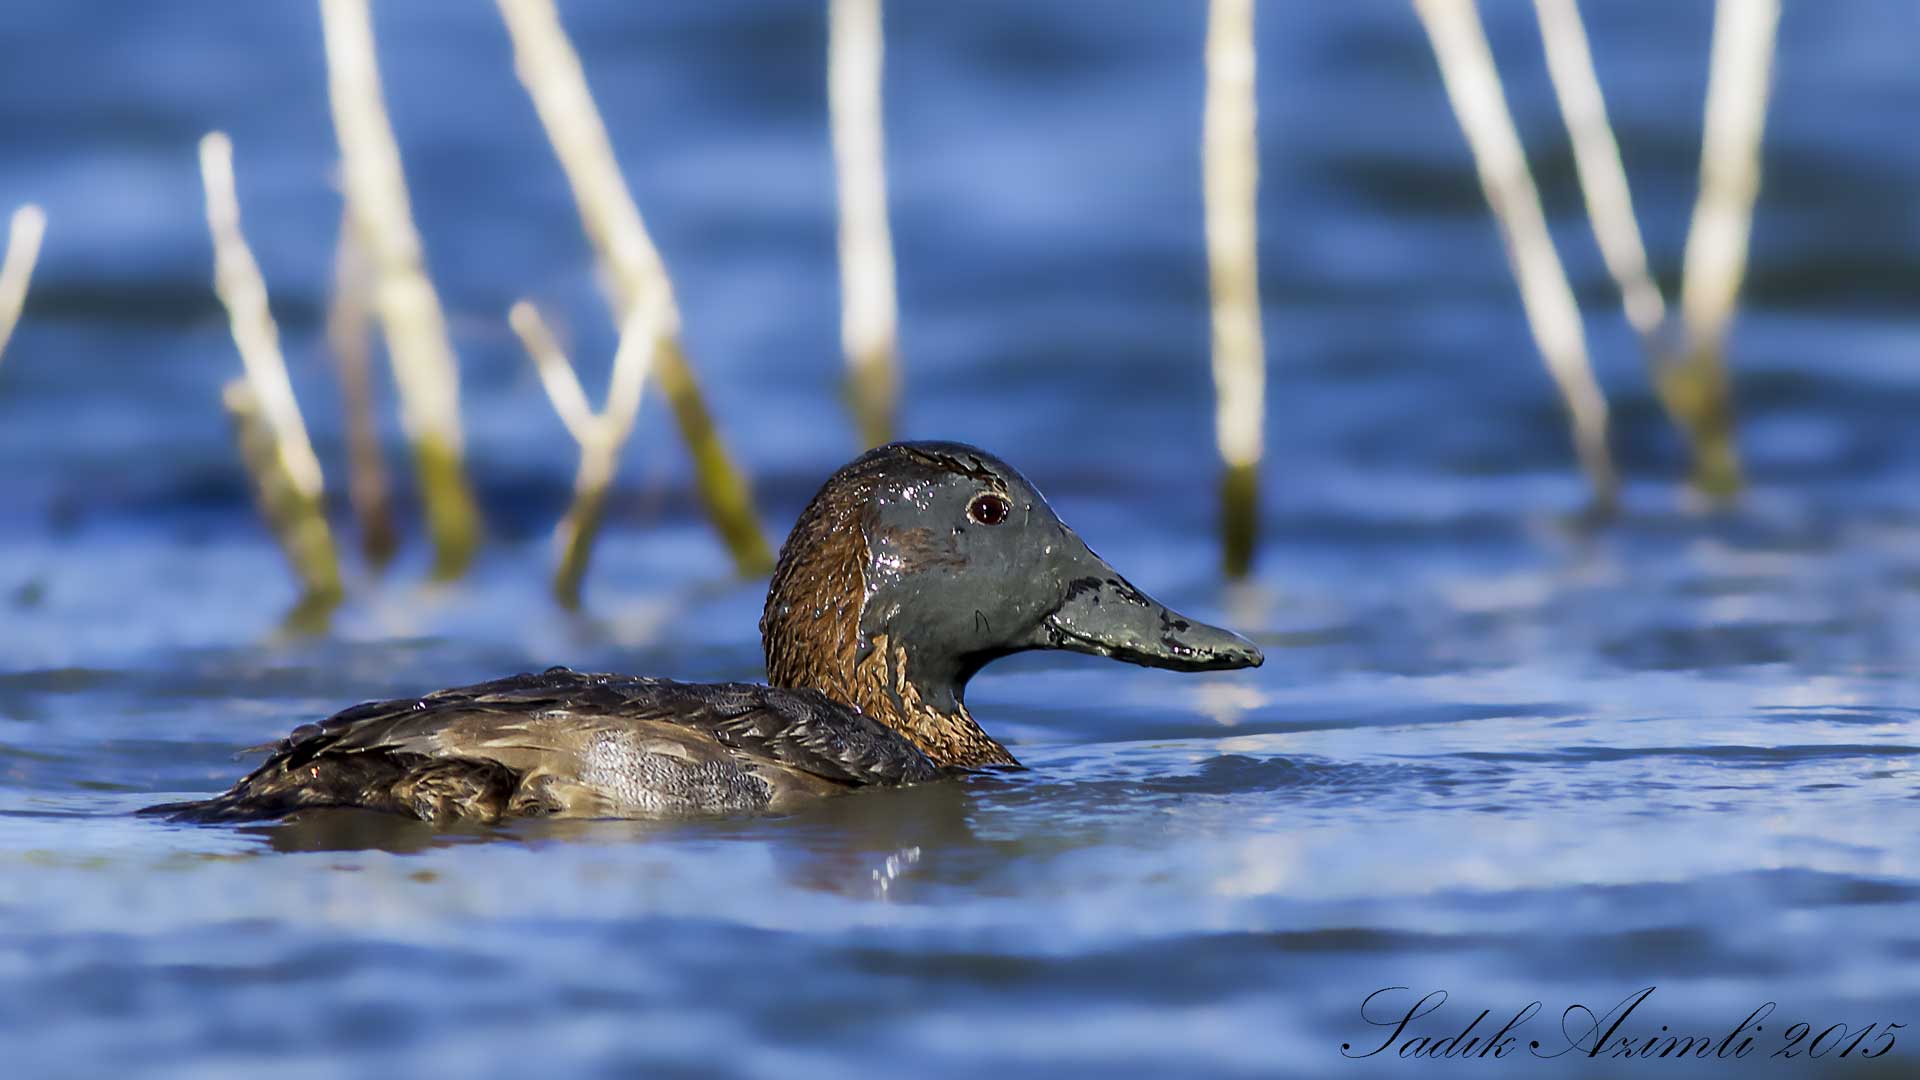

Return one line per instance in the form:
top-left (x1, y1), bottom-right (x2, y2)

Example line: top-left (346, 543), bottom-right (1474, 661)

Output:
top-left (761, 441), bottom-right (1263, 768)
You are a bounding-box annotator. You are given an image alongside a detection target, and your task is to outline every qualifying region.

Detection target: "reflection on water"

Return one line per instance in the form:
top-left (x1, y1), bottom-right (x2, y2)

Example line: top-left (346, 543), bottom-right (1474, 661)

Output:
top-left (1, 0), bottom-right (1918, 1075)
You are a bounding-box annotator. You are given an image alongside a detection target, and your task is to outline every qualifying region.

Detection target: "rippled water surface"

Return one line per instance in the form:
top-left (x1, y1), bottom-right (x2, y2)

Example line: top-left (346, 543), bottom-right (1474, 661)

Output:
top-left (2, 2), bottom-right (1918, 1076)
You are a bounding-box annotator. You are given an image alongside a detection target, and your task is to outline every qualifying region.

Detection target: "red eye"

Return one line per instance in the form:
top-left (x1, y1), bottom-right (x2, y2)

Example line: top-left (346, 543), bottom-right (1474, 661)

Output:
top-left (968, 492), bottom-right (1010, 526)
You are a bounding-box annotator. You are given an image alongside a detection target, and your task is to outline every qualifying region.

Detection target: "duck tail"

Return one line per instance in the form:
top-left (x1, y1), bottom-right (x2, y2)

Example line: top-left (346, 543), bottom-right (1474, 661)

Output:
top-left (138, 790), bottom-right (282, 823)
top-left (138, 752), bottom-right (406, 823)
top-left (140, 753), bottom-right (523, 824)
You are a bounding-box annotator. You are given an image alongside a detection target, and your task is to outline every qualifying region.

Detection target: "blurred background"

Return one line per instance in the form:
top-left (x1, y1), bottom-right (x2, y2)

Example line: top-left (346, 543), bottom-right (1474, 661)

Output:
top-left (0, 2), bottom-right (1916, 1076)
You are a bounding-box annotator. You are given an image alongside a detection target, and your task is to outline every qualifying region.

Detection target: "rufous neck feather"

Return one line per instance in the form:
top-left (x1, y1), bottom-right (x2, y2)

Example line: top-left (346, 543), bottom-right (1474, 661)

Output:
top-left (761, 490), bottom-right (1015, 769)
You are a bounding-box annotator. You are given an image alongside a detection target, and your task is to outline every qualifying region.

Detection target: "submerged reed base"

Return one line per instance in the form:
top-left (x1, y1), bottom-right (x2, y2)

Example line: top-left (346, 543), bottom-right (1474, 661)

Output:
top-left (552, 482), bottom-right (611, 610)
top-left (224, 382), bottom-right (343, 625)
top-left (413, 436), bottom-right (480, 580)
top-left (846, 345), bottom-right (898, 452)
top-left (1655, 344), bottom-right (1742, 501)
top-left (1220, 461), bottom-right (1259, 579)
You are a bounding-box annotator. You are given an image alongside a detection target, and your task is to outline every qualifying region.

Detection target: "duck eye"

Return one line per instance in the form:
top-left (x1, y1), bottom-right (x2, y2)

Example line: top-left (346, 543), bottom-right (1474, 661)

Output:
top-left (967, 492), bottom-right (1011, 526)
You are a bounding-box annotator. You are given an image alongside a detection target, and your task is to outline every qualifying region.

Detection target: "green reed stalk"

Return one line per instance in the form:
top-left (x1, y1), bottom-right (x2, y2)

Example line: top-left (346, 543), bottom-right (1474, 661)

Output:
top-left (497, 0), bottom-right (774, 576)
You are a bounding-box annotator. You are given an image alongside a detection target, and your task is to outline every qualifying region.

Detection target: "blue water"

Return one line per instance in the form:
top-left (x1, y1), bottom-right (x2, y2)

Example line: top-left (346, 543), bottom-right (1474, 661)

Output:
top-left (1, 2), bottom-right (1917, 1076)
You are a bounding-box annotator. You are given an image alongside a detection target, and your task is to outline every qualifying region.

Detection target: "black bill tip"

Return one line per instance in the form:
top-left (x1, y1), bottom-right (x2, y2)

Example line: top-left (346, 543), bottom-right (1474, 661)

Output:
top-left (1042, 607), bottom-right (1264, 673)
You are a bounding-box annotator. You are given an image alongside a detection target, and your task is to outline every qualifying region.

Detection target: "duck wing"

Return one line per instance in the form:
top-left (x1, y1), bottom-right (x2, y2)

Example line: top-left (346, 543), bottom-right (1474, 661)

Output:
top-left (147, 668), bottom-right (943, 823)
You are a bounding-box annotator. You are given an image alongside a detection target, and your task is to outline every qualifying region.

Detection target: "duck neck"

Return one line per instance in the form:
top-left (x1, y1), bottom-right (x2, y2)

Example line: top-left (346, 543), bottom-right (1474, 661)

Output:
top-left (760, 515), bottom-right (1016, 769)
top-left (851, 634), bottom-right (1016, 769)
top-left (760, 564), bottom-right (1013, 764)
top-left (766, 623), bottom-right (1015, 769)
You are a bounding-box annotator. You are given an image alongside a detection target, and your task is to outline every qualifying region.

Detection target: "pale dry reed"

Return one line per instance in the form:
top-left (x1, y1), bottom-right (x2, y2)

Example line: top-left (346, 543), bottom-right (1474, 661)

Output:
top-left (1531, 0), bottom-right (1665, 339)
top-left (1204, 0), bottom-right (1266, 575)
top-left (1534, 0), bottom-right (1770, 500)
top-left (830, 0), bottom-right (901, 448)
top-left (1668, 0), bottom-right (1780, 498)
top-left (322, 0), bottom-right (482, 576)
top-left (0, 204), bottom-right (46, 366)
top-left (1413, 0), bottom-right (1617, 509)
top-left (497, 0), bottom-right (773, 575)
top-left (200, 132), bottom-right (343, 607)
top-left (510, 301), bottom-right (657, 608)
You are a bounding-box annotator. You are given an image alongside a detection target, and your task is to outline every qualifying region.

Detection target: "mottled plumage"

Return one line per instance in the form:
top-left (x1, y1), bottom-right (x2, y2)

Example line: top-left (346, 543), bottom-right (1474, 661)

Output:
top-left (149, 442), bottom-right (1261, 824)
top-left (152, 669), bottom-right (941, 822)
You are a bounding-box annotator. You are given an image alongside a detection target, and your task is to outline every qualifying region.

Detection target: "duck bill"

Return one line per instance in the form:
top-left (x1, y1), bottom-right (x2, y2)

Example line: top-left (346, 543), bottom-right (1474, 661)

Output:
top-left (1033, 541), bottom-right (1263, 672)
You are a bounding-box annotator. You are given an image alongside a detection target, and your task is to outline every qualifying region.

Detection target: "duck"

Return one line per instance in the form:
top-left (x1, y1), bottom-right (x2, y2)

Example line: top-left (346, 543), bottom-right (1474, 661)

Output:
top-left (147, 441), bottom-right (1263, 823)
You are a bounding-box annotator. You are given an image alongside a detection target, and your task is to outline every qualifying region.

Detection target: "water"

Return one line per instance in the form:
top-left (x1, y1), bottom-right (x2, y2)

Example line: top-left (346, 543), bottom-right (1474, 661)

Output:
top-left (2, 2), bottom-right (1918, 1076)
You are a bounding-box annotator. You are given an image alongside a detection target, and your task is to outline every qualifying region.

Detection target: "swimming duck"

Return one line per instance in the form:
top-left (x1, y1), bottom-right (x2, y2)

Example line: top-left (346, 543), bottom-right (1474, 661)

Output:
top-left (150, 442), bottom-right (1263, 823)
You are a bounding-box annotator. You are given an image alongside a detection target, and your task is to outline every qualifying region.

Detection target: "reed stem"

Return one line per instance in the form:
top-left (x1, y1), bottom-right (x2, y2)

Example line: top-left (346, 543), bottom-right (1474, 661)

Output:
top-left (1672, 0), bottom-right (1778, 500)
top-left (1413, 0), bottom-right (1617, 511)
top-left (1530, 0), bottom-right (1665, 340)
top-left (509, 300), bottom-right (657, 609)
top-left (326, 210), bottom-right (398, 567)
top-left (0, 205), bottom-right (46, 367)
top-left (321, 0), bottom-right (481, 578)
top-left (200, 132), bottom-right (343, 611)
top-left (830, 0), bottom-right (900, 448)
top-left (497, 0), bottom-right (773, 576)
top-left (1204, 0), bottom-right (1266, 577)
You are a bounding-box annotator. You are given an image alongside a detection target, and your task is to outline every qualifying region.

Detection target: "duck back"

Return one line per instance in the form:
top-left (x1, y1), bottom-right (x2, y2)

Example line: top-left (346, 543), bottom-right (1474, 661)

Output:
top-left (145, 668), bottom-right (944, 823)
